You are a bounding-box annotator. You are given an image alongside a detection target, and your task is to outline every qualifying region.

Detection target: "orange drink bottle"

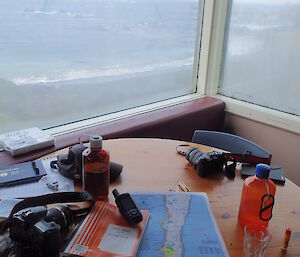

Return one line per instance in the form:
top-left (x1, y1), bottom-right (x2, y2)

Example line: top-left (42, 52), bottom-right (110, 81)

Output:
top-left (238, 163), bottom-right (276, 228)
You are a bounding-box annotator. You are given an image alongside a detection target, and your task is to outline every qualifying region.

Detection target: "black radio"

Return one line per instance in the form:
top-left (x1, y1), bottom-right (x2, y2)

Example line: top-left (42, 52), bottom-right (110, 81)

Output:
top-left (113, 189), bottom-right (143, 225)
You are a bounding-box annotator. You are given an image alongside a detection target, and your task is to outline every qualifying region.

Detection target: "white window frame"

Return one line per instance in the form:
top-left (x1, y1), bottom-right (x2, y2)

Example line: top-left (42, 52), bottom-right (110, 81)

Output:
top-left (200, 0), bottom-right (300, 135)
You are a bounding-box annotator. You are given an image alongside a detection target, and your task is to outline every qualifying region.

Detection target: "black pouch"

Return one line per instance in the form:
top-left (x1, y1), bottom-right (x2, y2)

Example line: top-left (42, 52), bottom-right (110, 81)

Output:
top-left (50, 143), bottom-right (122, 183)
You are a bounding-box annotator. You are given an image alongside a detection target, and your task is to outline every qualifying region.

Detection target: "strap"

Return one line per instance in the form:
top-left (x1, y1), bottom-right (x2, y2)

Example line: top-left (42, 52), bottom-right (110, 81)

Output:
top-left (0, 191), bottom-right (95, 233)
top-left (176, 144), bottom-right (271, 165)
top-left (223, 152), bottom-right (271, 165)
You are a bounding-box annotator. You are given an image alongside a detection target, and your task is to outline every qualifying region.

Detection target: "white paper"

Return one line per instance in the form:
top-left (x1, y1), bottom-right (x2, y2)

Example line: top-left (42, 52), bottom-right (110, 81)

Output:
top-left (99, 224), bottom-right (138, 256)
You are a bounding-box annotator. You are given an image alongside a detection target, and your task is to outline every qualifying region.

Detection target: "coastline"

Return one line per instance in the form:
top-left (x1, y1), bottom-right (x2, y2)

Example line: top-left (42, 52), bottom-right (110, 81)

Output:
top-left (0, 66), bottom-right (194, 132)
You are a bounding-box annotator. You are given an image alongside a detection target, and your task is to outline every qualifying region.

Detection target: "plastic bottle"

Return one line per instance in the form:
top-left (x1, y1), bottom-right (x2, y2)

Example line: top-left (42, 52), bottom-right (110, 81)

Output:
top-left (82, 135), bottom-right (110, 200)
top-left (238, 163), bottom-right (276, 228)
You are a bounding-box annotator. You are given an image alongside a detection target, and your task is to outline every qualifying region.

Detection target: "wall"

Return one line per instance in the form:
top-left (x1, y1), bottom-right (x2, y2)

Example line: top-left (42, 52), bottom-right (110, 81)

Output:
top-left (224, 113), bottom-right (300, 186)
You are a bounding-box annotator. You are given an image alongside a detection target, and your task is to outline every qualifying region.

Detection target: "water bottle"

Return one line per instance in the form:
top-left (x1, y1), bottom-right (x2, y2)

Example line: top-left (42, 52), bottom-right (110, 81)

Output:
top-left (238, 164), bottom-right (276, 228)
top-left (82, 135), bottom-right (110, 200)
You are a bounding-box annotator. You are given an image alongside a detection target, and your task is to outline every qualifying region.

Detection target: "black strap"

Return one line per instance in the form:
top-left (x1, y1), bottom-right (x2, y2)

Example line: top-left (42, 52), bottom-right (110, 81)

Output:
top-left (0, 191), bottom-right (95, 233)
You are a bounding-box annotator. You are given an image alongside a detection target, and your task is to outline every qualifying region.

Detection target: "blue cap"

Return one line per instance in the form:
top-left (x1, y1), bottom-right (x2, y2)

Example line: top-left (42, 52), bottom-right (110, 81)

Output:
top-left (255, 163), bottom-right (270, 179)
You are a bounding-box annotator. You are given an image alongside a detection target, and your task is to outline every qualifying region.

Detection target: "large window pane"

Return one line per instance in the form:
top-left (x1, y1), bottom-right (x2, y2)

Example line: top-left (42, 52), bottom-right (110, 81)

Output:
top-left (220, 0), bottom-right (300, 116)
top-left (0, 0), bottom-right (200, 133)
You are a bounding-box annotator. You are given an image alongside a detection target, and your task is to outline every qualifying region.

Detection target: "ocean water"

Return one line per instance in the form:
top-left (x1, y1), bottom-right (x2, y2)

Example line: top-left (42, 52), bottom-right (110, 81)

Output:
top-left (0, 0), bottom-right (198, 86)
top-left (0, 0), bottom-right (200, 132)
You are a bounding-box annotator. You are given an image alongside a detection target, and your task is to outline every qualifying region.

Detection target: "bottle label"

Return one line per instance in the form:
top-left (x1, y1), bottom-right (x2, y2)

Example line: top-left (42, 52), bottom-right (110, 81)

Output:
top-left (92, 167), bottom-right (107, 173)
top-left (259, 194), bottom-right (275, 221)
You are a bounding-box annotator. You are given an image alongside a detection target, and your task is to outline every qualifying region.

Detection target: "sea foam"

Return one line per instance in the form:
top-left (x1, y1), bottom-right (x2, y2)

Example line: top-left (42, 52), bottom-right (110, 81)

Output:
top-left (12, 58), bottom-right (193, 86)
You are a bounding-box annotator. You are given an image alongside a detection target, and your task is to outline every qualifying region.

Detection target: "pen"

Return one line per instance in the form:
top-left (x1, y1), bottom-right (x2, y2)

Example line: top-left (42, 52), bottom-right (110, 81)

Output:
top-left (281, 228), bottom-right (291, 251)
top-left (178, 181), bottom-right (190, 192)
top-left (169, 181), bottom-right (190, 192)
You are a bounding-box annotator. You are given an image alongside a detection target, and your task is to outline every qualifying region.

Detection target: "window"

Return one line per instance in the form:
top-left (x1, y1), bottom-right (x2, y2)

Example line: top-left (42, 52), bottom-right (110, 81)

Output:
top-left (219, 0), bottom-right (300, 117)
top-left (0, 0), bottom-right (202, 134)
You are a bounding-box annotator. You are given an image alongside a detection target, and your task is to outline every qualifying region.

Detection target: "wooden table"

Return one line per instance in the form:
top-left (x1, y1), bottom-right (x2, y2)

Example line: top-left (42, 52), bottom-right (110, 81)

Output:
top-left (50, 138), bottom-right (300, 256)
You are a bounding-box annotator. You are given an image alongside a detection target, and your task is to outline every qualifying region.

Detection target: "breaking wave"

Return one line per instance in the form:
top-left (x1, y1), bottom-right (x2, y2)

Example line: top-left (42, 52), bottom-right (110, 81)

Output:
top-left (23, 9), bottom-right (94, 18)
top-left (12, 58), bottom-right (193, 86)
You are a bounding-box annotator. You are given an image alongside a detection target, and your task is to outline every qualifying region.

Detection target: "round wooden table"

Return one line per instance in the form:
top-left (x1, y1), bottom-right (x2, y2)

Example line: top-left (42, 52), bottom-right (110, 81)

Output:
top-left (49, 138), bottom-right (300, 256)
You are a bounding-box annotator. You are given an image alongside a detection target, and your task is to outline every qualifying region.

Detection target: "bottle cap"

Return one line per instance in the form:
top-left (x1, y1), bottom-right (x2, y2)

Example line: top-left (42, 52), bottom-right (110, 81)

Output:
top-left (285, 228), bottom-right (291, 236)
top-left (255, 163), bottom-right (270, 179)
top-left (90, 135), bottom-right (103, 149)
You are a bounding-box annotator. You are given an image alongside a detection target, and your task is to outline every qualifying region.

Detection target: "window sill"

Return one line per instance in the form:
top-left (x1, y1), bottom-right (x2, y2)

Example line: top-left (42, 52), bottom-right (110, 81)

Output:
top-left (47, 94), bottom-right (203, 136)
top-left (215, 95), bottom-right (300, 135)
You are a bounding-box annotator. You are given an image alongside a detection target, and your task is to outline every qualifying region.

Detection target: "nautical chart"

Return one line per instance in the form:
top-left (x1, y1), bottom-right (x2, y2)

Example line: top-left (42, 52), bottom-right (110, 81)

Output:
top-left (132, 192), bottom-right (229, 257)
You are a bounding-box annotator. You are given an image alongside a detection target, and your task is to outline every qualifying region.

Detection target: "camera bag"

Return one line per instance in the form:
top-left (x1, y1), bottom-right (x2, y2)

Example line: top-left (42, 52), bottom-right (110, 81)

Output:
top-left (50, 143), bottom-right (123, 183)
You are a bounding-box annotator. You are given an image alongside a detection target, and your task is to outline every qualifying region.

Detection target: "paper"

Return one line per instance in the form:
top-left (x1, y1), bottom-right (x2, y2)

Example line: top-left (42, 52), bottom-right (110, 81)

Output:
top-left (0, 198), bottom-right (22, 221)
top-left (99, 224), bottom-right (139, 255)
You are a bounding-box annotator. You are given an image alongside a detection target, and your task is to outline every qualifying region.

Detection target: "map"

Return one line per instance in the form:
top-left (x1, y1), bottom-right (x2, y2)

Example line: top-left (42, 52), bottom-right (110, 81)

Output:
top-left (132, 192), bottom-right (229, 257)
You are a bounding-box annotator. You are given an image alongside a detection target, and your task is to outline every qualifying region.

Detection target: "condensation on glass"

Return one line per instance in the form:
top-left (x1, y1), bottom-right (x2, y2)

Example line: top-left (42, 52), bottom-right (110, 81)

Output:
top-left (220, 0), bottom-right (300, 116)
top-left (0, 0), bottom-right (202, 133)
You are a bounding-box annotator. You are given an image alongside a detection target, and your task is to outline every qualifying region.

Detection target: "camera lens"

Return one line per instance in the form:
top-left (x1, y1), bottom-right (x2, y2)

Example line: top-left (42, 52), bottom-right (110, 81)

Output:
top-left (186, 148), bottom-right (204, 166)
top-left (45, 205), bottom-right (72, 238)
top-left (191, 151), bottom-right (204, 165)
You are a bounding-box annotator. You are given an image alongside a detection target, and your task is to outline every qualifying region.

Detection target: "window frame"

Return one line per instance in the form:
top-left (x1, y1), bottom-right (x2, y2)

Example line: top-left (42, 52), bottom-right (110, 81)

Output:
top-left (201, 0), bottom-right (300, 135)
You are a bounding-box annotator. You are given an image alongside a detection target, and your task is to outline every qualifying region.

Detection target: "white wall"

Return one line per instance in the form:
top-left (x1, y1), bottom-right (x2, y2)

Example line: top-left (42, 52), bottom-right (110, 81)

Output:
top-left (224, 112), bottom-right (300, 186)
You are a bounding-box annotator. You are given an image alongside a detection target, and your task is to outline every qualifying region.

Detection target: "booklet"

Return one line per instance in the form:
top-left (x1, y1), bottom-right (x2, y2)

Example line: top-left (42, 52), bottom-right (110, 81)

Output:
top-left (0, 160), bottom-right (47, 187)
top-left (0, 127), bottom-right (55, 156)
top-left (64, 201), bottom-right (149, 257)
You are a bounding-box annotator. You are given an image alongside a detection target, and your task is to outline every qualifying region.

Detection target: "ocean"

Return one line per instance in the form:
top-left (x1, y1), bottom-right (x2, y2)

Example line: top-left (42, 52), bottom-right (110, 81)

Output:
top-left (0, 0), bottom-right (198, 86)
top-left (0, 0), bottom-right (199, 132)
